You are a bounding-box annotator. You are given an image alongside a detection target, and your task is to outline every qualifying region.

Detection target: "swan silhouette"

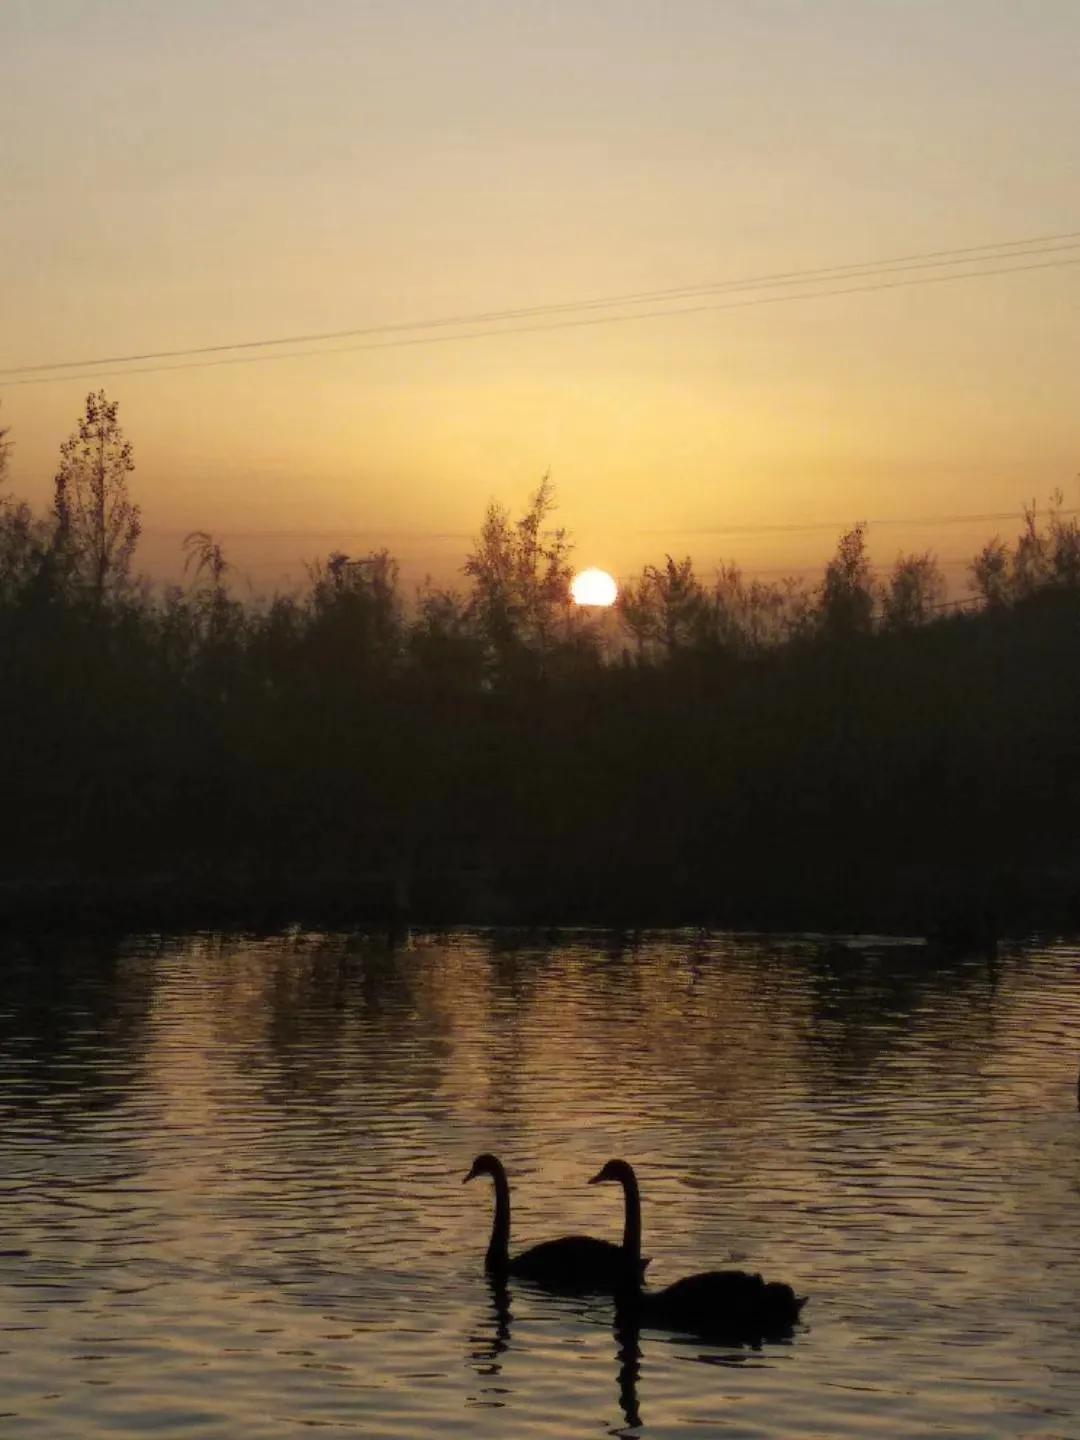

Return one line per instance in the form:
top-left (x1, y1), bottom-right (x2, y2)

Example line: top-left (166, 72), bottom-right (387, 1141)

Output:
top-left (464, 1153), bottom-right (649, 1290)
top-left (589, 1158), bottom-right (807, 1339)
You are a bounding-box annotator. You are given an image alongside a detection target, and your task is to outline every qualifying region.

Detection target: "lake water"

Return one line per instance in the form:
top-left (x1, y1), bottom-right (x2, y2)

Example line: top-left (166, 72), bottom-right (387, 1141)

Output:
top-left (1, 929), bottom-right (1080, 1438)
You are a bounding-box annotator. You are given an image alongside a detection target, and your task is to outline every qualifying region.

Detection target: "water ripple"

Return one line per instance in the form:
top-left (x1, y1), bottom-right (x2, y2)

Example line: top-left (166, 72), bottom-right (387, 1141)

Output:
top-left (1, 931), bottom-right (1080, 1436)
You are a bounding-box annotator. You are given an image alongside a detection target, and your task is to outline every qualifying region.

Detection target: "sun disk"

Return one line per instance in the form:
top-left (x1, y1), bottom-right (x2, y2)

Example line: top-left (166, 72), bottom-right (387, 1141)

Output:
top-left (571, 568), bottom-right (618, 607)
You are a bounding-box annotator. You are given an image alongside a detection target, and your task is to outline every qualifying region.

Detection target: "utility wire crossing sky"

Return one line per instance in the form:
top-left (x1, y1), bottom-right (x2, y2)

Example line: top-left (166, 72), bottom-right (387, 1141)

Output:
top-left (3, 230), bottom-right (1079, 387)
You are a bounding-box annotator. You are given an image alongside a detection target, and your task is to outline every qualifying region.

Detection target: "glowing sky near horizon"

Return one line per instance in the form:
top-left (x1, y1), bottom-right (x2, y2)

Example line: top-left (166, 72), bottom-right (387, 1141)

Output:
top-left (2, 0), bottom-right (1079, 596)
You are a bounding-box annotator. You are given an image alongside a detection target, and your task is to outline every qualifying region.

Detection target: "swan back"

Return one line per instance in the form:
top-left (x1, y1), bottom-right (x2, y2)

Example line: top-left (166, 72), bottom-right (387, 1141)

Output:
top-left (633, 1269), bottom-right (807, 1339)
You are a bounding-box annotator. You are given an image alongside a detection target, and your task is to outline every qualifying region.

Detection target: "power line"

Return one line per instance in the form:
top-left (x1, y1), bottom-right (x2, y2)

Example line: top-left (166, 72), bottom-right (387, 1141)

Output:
top-left (6, 255), bottom-right (1080, 391)
top-left (3, 230), bottom-right (1080, 387)
top-left (4, 229), bottom-right (1080, 378)
top-left (649, 506), bottom-right (1080, 537)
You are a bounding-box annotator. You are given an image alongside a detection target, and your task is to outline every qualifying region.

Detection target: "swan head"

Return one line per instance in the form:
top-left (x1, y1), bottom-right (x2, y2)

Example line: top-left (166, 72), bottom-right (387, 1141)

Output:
top-left (588, 1158), bottom-right (637, 1187)
top-left (463, 1153), bottom-right (503, 1185)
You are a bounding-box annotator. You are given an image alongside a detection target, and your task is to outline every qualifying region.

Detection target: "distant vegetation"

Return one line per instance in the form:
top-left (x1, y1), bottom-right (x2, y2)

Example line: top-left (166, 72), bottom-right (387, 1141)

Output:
top-left (2, 392), bottom-right (1079, 934)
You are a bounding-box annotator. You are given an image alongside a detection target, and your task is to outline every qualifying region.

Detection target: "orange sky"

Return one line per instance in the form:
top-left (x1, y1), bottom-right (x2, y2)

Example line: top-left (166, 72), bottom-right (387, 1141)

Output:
top-left (2, 1), bottom-right (1078, 599)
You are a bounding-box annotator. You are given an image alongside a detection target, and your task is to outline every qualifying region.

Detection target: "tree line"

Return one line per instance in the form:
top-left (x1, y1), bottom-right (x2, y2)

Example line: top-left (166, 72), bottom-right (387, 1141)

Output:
top-left (2, 393), bottom-right (1078, 934)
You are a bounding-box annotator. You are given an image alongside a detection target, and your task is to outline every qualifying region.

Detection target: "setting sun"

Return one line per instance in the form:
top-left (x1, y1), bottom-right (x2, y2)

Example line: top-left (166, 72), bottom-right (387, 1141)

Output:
top-left (571, 568), bottom-right (618, 607)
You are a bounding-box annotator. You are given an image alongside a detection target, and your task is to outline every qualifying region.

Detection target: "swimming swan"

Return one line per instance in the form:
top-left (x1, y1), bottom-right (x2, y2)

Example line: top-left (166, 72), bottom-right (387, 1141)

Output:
top-left (464, 1153), bottom-right (648, 1290)
top-left (589, 1158), bottom-right (807, 1338)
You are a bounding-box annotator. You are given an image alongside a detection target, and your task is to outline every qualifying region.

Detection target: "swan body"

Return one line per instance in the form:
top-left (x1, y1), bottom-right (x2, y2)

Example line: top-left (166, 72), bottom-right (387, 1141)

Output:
top-left (590, 1158), bottom-right (807, 1339)
top-left (464, 1153), bottom-right (648, 1291)
top-left (633, 1270), bottom-right (805, 1338)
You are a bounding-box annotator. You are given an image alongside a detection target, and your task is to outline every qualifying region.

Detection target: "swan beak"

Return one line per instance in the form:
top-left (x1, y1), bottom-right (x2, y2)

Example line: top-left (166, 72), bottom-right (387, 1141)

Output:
top-left (462, 1167), bottom-right (477, 1184)
top-left (587, 1170), bottom-right (603, 1185)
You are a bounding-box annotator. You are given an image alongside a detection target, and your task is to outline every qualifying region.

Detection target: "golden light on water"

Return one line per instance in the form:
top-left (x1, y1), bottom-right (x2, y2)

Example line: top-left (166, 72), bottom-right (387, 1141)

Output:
top-left (571, 568), bottom-right (618, 607)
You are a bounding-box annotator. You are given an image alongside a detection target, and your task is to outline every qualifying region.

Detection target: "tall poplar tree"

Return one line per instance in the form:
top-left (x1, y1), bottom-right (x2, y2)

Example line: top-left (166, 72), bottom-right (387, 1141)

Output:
top-left (53, 390), bottom-right (140, 609)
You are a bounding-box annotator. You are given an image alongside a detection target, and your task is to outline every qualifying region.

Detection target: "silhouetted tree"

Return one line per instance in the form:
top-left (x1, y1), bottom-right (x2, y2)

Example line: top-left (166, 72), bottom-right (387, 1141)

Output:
top-left (5, 407), bottom-right (1080, 937)
top-left (881, 551), bottom-right (945, 630)
top-left (183, 530), bottom-right (242, 638)
top-left (1042, 490), bottom-right (1080, 590)
top-left (618, 555), bottom-right (709, 657)
top-left (710, 563), bottom-right (813, 652)
top-left (304, 547), bottom-right (403, 683)
top-left (247, 592), bottom-right (304, 690)
top-left (52, 390), bottom-right (140, 610)
top-left (1, 412), bottom-right (59, 613)
top-left (617, 572), bottom-right (656, 657)
top-left (464, 474), bottom-right (575, 677)
top-left (180, 530), bottom-right (247, 694)
top-left (0, 496), bottom-right (45, 608)
top-left (1012, 500), bottom-right (1053, 599)
top-left (818, 523), bottom-right (877, 640)
top-left (0, 406), bottom-right (25, 603)
top-left (0, 405), bottom-right (11, 487)
top-left (408, 583), bottom-right (484, 691)
top-left (971, 535), bottom-right (1011, 609)
top-left (970, 493), bottom-right (1080, 608)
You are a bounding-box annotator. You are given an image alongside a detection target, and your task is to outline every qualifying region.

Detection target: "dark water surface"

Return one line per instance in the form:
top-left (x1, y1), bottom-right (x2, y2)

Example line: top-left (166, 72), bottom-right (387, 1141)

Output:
top-left (2, 930), bottom-right (1080, 1438)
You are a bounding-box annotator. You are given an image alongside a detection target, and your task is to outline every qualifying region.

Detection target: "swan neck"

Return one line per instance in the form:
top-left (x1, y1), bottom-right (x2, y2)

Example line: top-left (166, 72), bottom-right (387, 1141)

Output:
top-left (485, 1164), bottom-right (511, 1272)
top-left (621, 1170), bottom-right (642, 1262)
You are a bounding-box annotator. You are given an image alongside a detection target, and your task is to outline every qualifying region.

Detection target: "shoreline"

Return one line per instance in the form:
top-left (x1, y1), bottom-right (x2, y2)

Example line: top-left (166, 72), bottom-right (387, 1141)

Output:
top-left (2, 857), bottom-right (1076, 945)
